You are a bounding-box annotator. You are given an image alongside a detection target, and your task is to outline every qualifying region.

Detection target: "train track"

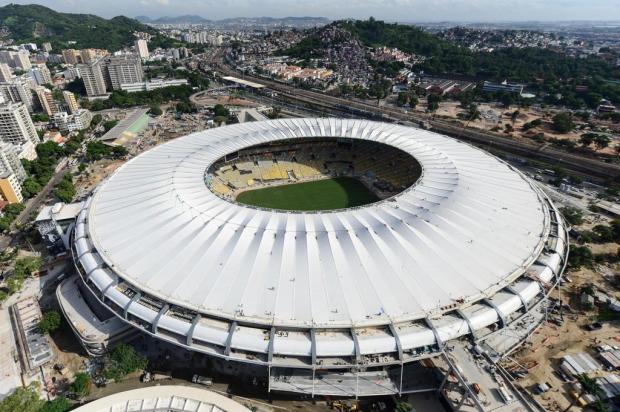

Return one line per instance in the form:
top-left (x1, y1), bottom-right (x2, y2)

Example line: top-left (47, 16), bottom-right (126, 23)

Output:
top-left (206, 60), bottom-right (620, 181)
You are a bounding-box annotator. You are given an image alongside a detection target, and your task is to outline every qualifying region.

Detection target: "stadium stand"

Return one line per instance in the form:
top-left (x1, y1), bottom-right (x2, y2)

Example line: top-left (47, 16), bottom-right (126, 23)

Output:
top-left (206, 137), bottom-right (422, 200)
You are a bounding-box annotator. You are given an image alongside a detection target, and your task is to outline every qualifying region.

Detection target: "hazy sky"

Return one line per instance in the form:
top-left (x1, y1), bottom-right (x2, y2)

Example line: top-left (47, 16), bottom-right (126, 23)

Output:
top-left (3, 0), bottom-right (620, 21)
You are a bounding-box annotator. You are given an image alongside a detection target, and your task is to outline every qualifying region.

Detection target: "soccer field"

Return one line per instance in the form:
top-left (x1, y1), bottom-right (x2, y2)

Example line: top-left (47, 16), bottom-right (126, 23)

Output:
top-left (235, 177), bottom-right (379, 211)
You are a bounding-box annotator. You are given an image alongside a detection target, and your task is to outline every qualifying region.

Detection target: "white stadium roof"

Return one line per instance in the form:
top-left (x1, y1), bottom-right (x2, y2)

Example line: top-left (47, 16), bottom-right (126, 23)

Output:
top-left (84, 118), bottom-right (551, 329)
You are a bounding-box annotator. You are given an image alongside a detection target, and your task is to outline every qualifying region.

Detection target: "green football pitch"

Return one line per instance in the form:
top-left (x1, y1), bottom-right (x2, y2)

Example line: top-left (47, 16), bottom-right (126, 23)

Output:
top-left (235, 177), bottom-right (379, 211)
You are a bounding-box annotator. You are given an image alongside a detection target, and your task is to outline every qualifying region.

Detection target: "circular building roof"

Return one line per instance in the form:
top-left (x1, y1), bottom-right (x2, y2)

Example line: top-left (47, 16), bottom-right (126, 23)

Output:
top-left (73, 385), bottom-right (250, 412)
top-left (86, 118), bottom-right (548, 329)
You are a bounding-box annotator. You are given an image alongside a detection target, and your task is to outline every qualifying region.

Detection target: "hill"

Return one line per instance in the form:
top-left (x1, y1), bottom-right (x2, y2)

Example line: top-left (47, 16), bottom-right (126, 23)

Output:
top-left (286, 19), bottom-right (620, 86)
top-left (0, 4), bottom-right (158, 50)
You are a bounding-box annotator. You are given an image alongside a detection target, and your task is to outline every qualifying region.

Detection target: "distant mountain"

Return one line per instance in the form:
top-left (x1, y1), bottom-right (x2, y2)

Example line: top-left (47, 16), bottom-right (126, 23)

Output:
top-left (217, 16), bottom-right (330, 26)
top-left (0, 4), bottom-right (157, 50)
top-left (136, 15), bottom-right (329, 27)
top-left (135, 15), bottom-right (153, 23)
top-left (136, 15), bottom-right (210, 24)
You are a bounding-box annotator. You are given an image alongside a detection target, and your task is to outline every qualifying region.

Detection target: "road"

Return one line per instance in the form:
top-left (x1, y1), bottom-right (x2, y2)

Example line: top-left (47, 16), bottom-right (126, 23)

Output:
top-left (12, 162), bottom-right (70, 230)
top-left (205, 57), bottom-right (620, 181)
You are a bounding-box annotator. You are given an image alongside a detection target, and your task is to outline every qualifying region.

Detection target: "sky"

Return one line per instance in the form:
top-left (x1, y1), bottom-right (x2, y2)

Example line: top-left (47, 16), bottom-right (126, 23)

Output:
top-left (2, 0), bottom-right (620, 22)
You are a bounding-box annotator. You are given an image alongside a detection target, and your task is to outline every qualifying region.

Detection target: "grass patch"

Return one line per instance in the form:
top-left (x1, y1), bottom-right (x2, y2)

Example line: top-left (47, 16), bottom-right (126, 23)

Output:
top-left (236, 177), bottom-right (379, 211)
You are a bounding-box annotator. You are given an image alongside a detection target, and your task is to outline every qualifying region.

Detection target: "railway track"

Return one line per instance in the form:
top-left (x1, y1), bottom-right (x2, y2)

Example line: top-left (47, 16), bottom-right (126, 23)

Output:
top-left (207, 61), bottom-right (620, 181)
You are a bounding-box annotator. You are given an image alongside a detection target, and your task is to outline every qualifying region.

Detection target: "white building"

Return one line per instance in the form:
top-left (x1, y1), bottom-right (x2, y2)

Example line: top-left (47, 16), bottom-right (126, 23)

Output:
top-left (0, 102), bottom-right (40, 147)
top-left (71, 118), bottom-right (569, 397)
top-left (17, 140), bottom-right (37, 161)
top-left (0, 141), bottom-right (27, 181)
top-left (0, 79), bottom-right (35, 111)
top-left (35, 86), bottom-right (59, 116)
top-left (54, 109), bottom-right (92, 133)
top-left (0, 63), bottom-right (13, 82)
top-left (135, 39), bottom-right (149, 59)
top-left (104, 54), bottom-right (144, 91)
top-left (28, 64), bottom-right (52, 86)
top-left (77, 59), bottom-right (108, 97)
top-left (12, 50), bottom-right (32, 70)
top-left (63, 90), bottom-right (79, 114)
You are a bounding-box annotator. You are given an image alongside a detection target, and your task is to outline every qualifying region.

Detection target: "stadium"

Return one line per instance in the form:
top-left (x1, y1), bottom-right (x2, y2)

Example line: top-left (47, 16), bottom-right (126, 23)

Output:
top-left (69, 118), bottom-right (568, 397)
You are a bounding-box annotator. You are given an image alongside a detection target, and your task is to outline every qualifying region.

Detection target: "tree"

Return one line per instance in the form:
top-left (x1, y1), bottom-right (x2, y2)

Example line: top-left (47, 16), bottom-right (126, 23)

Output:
top-left (54, 175), bottom-right (75, 203)
top-left (552, 112), bottom-right (575, 133)
top-left (176, 100), bottom-right (196, 114)
top-left (213, 104), bottom-right (230, 118)
top-left (40, 397), bottom-right (71, 412)
top-left (91, 114), bottom-right (102, 125)
top-left (580, 133), bottom-right (596, 148)
top-left (500, 93), bottom-right (514, 108)
top-left (427, 93), bottom-right (441, 112)
top-left (22, 178), bottom-right (42, 199)
top-left (86, 141), bottom-right (111, 161)
top-left (560, 206), bottom-right (583, 226)
top-left (38, 310), bottom-right (61, 334)
top-left (111, 146), bottom-right (128, 158)
top-left (568, 246), bottom-right (594, 269)
top-left (14, 257), bottom-right (42, 279)
top-left (38, 396), bottom-right (73, 412)
top-left (563, 374), bottom-right (603, 412)
top-left (103, 120), bottom-right (119, 132)
top-left (466, 103), bottom-right (481, 121)
top-left (31, 113), bottom-right (49, 123)
top-left (0, 384), bottom-right (44, 412)
top-left (71, 373), bottom-right (91, 397)
top-left (103, 343), bottom-right (148, 381)
top-left (594, 134), bottom-right (611, 150)
top-left (148, 105), bottom-right (162, 116)
top-left (395, 401), bottom-right (413, 412)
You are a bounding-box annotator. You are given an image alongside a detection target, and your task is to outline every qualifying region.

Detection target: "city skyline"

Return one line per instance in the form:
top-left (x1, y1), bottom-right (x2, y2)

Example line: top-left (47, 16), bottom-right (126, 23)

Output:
top-left (2, 0), bottom-right (620, 22)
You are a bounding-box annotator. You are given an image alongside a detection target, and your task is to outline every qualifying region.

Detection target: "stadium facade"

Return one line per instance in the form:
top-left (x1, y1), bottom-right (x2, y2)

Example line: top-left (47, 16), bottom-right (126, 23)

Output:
top-left (69, 118), bottom-right (568, 396)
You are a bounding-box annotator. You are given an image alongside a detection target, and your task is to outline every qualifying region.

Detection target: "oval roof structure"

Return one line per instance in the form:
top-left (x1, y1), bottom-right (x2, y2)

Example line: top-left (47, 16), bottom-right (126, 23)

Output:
top-left (86, 118), bottom-right (548, 329)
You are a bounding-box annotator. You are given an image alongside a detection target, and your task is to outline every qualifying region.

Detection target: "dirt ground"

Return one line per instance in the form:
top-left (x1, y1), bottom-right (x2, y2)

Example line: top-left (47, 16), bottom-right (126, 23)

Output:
top-left (506, 212), bottom-right (620, 411)
top-left (74, 159), bottom-right (124, 199)
top-left (192, 94), bottom-right (259, 108)
top-left (411, 98), bottom-right (619, 156)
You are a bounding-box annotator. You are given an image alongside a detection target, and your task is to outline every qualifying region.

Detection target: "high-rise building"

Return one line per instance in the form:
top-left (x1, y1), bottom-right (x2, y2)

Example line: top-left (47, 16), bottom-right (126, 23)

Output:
top-left (77, 59), bottom-right (108, 97)
top-left (0, 63), bottom-right (13, 83)
top-left (42, 42), bottom-right (53, 53)
top-left (28, 64), bottom-right (52, 86)
top-left (103, 54), bottom-right (143, 90)
top-left (62, 49), bottom-right (81, 65)
top-left (0, 103), bottom-right (40, 147)
top-left (62, 90), bottom-right (79, 114)
top-left (81, 48), bottom-right (107, 64)
top-left (35, 86), bottom-right (59, 116)
top-left (0, 172), bottom-right (23, 203)
top-left (135, 39), bottom-right (149, 59)
top-left (80, 49), bottom-right (97, 64)
top-left (0, 142), bottom-right (27, 182)
top-left (54, 109), bottom-right (92, 133)
top-left (0, 80), bottom-right (34, 112)
top-left (12, 50), bottom-right (32, 70)
top-left (0, 50), bottom-right (32, 70)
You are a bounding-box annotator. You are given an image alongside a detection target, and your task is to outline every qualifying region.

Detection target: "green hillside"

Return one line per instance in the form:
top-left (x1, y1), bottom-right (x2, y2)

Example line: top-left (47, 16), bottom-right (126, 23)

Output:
top-left (0, 4), bottom-right (158, 51)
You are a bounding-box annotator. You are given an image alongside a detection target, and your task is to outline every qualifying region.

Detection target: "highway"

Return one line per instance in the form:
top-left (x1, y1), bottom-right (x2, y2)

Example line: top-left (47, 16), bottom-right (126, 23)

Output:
top-left (205, 56), bottom-right (620, 181)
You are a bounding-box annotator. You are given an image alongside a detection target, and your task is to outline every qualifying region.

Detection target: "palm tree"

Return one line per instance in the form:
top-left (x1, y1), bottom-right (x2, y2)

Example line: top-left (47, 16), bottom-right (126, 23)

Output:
top-left (563, 374), bottom-right (604, 412)
top-left (467, 103), bottom-right (481, 121)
